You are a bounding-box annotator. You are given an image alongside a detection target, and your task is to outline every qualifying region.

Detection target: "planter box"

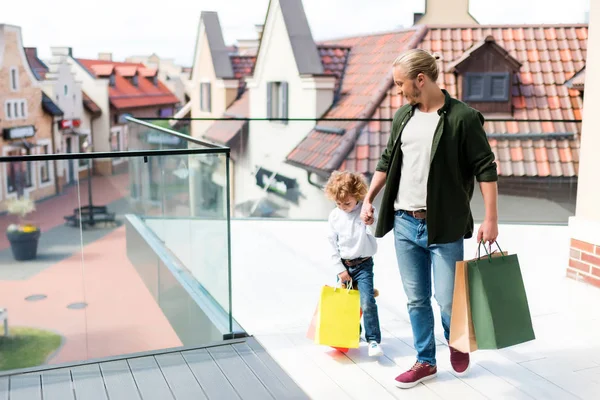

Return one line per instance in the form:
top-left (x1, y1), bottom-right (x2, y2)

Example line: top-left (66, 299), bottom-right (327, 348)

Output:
top-left (6, 229), bottom-right (41, 261)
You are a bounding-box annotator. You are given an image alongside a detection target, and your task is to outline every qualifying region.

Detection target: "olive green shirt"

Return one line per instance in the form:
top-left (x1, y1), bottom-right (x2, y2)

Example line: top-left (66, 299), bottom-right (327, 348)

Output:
top-left (374, 89), bottom-right (498, 245)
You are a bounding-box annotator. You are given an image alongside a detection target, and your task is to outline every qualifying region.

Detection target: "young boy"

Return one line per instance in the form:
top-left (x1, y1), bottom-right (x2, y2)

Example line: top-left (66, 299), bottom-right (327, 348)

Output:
top-left (325, 171), bottom-right (383, 357)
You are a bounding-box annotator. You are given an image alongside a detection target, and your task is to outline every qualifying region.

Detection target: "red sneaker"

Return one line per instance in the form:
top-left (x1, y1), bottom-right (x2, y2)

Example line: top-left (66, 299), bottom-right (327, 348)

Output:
top-left (394, 361), bottom-right (437, 389)
top-left (449, 346), bottom-right (470, 376)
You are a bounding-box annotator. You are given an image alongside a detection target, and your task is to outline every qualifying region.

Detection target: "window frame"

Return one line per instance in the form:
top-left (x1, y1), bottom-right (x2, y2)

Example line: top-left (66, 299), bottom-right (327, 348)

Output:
top-left (463, 72), bottom-right (511, 102)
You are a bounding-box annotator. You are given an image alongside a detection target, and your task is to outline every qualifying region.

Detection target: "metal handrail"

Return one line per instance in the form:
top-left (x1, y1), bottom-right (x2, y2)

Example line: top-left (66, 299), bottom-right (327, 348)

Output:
top-left (126, 116), bottom-right (228, 150)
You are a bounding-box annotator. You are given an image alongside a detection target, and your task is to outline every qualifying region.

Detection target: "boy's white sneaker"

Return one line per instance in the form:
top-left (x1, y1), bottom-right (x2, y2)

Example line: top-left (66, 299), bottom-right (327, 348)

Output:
top-left (368, 341), bottom-right (384, 357)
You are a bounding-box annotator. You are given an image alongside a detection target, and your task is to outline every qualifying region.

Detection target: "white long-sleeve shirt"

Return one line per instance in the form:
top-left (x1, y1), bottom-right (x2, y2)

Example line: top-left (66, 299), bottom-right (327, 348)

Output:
top-left (327, 202), bottom-right (378, 275)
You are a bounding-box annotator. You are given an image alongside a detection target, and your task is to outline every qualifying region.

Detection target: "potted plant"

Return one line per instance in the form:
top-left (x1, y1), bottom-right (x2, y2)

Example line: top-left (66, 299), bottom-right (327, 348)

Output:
top-left (5, 197), bottom-right (41, 261)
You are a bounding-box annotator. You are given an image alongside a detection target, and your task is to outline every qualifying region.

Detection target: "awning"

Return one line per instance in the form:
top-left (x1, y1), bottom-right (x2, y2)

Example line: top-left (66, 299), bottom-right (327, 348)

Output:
top-left (41, 92), bottom-right (64, 117)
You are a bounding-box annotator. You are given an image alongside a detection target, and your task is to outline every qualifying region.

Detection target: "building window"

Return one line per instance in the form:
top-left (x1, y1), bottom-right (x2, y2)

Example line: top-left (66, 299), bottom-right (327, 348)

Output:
top-left (4, 100), bottom-right (27, 120)
top-left (267, 81), bottom-right (288, 123)
top-left (109, 73), bottom-right (116, 87)
top-left (463, 72), bottom-right (511, 102)
top-left (10, 67), bottom-right (18, 91)
top-left (132, 75), bottom-right (139, 87)
top-left (39, 145), bottom-right (51, 183)
top-left (64, 85), bottom-right (68, 95)
top-left (7, 150), bottom-right (33, 194)
top-left (200, 82), bottom-right (211, 112)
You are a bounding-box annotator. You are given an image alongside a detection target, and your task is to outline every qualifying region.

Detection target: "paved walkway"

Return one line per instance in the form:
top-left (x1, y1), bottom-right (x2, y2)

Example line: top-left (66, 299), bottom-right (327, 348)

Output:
top-left (229, 220), bottom-right (600, 400)
top-left (0, 224), bottom-right (182, 366)
top-left (0, 173), bottom-right (130, 251)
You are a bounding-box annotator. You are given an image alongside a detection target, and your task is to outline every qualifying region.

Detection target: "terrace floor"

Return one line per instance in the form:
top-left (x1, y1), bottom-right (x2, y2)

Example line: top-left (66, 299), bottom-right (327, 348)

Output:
top-left (0, 337), bottom-right (308, 399)
top-left (231, 220), bottom-right (600, 400)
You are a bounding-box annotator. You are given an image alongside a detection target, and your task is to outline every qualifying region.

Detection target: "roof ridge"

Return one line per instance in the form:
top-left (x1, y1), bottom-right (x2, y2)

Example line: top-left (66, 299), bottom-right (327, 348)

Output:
top-left (318, 26), bottom-right (421, 44)
top-left (425, 22), bottom-right (588, 29)
top-left (322, 25), bottom-right (428, 171)
top-left (77, 58), bottom-right (144, 67)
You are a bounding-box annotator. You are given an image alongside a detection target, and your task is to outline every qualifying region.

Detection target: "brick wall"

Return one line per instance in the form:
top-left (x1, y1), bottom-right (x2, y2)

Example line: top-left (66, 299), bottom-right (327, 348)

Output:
top-left (568, 238), bottom-right (600, 288)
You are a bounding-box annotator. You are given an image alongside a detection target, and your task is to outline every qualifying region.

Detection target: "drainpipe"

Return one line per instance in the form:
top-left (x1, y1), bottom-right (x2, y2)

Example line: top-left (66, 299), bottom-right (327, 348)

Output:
top-left (307, 172), bottom-right (325, 190)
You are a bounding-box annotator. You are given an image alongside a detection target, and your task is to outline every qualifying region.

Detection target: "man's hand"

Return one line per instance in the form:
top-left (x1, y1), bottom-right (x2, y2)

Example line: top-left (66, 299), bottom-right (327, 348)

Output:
top-left (361, 201), bottom-right (374, 225)
top-left (477, 218), bottom-right (498, 245)
top-left (338, 270), bottom-right (351, 285)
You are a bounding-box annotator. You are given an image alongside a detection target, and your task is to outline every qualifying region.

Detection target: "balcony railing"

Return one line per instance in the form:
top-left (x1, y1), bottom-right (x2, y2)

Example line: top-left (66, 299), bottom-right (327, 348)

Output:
top-left (141, 115), bottom-right (580, 225)
top-left (0, 118), bottom-right (234, 374)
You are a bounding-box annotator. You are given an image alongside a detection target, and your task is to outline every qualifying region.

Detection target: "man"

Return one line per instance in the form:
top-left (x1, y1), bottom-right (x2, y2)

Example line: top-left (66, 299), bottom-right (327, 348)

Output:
top-left (361, 48), bottom-right (499, 389)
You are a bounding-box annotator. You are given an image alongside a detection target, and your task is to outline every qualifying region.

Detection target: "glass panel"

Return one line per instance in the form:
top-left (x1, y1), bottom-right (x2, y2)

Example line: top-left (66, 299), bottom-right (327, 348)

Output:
top-left (0, 138), bottom-right (231, 372)
top-left (150, 117), bottom-right (578, 225)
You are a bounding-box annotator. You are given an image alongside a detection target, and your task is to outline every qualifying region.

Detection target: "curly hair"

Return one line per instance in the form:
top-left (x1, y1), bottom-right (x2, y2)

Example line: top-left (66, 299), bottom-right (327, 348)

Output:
top-left (324, 170), bottom-right (368, 203)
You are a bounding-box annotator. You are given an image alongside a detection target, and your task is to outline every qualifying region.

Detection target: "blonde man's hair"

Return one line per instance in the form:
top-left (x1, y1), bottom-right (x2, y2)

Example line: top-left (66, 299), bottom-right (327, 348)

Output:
top-left (393, 48), bottom-right (440, 82)
top-left (324, 170), bottom-right (368, 203)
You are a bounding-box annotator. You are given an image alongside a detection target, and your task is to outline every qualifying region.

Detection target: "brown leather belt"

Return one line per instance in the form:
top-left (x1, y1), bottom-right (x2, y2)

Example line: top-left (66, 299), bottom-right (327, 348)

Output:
top-left (342, 256), bottom-right (372, 267)
top-left (404, 209), bottom-right (427, 219)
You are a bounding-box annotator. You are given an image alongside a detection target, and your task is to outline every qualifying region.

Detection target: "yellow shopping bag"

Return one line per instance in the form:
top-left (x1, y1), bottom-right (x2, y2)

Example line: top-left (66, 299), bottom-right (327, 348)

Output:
top-left (314, 283), bottom-right (361, 349)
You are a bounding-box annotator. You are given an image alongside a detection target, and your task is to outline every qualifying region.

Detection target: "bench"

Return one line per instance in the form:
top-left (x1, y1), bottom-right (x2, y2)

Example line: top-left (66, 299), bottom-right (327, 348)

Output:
top-left (64, 205), bottom-right (117, 229)
top-left (0, 308), bottom-right (7, 336)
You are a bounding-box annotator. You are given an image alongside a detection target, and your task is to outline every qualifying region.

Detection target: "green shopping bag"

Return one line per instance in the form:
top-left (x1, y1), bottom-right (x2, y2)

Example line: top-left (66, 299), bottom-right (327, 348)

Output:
top-left (467, 242), bottom-right (536, 349)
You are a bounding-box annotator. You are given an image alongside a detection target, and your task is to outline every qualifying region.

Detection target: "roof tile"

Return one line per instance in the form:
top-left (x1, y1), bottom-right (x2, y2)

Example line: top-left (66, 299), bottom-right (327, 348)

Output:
top-left (78, 58), bottom-right (179, 110)
top-left (287, 24), bottom-right (586, 178)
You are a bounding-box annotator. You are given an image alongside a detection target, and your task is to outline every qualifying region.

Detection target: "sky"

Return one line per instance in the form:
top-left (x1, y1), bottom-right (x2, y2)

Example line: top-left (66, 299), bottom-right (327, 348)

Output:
top-left (3, 0), bottom-right (590, 67)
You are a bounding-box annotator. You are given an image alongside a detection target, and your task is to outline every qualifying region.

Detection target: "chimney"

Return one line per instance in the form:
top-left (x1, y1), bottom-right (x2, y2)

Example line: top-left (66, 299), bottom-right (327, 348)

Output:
top-left (98, 52), bottom-right (112, 61)
top-left (255, 24), bottom-right (264, 41)
top-left (51, 47), bottom-right (73, 57)
top-left (416, 0), bottom-right (478, 25)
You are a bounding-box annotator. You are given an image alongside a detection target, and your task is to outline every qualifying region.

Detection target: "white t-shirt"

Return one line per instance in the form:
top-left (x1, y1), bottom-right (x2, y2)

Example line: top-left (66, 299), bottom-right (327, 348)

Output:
top-left (394, 108), bottom-right (441, 211)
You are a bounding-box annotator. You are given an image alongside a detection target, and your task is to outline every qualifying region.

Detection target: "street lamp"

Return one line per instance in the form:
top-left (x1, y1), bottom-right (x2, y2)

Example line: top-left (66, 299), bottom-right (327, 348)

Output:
top-left (81, 138), bottom-right (95, 227)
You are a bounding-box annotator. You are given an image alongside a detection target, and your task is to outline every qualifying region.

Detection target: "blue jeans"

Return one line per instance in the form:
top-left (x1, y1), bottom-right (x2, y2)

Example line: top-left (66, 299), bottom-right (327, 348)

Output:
top-left (344, 258), bottom-right (382, 343)
top-left (393, 210), bottom-right (464, 366)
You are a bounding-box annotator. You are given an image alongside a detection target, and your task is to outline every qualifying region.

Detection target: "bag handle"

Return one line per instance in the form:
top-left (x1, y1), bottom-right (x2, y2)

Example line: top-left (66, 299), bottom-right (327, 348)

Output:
top-left (477, 240), bottom-right (506, 262)
top-left (334, 279), bottom-right (353, 294)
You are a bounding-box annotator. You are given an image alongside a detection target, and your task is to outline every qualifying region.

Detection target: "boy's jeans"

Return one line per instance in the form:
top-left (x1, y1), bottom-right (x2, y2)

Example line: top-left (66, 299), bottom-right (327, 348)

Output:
top-left (346, 258), bottom-right (381, 343)
top-left (393, 210), bottom-right (464, 366)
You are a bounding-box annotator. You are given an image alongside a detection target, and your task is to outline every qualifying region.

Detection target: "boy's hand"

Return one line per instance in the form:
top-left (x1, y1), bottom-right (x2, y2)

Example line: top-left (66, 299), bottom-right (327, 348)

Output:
top-left (361, 201), bottom-right (374, 225)
top-left (338, 271), bottom-right (351, 285)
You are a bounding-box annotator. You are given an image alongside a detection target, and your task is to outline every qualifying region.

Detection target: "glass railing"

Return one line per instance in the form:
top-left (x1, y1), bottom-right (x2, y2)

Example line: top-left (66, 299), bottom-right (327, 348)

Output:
top-left (140, 117), bottom-right (579, 225)
top-left (0, 119), bottom-right (232, 374)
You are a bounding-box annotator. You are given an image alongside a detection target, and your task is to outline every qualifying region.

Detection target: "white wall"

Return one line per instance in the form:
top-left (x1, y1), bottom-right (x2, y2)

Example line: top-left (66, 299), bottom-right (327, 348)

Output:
top-left (242, 0), bottom-right (334, 219)
top-left (575, 0), bottom-right (600, 223)
top-left (66, 53), bottom-right (111, 153)
top-left (43, 49), bottom-right (91, 179)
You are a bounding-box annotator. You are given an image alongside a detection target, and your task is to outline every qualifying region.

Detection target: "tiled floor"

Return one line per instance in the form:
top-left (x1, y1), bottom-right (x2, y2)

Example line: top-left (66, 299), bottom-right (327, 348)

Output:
top-left (231, 220), bottom-right (600, 400)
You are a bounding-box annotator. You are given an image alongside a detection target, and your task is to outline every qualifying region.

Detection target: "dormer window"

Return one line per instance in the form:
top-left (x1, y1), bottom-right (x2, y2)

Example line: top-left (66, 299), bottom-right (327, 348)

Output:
top-left (109, 73), bottom-right (116, 87)
top-left (447, 35), bottom-right (521, 115)
top-left (153, 75), bottom-right (158, 86)
top-left (132, 74), bottom-right (139, 87)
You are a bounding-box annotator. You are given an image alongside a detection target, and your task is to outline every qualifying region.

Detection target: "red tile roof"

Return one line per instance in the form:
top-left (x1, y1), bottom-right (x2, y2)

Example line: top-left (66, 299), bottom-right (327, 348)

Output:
top-left (82, 91), bottom-right (102, 116)
top-left (24, 47), bottom-right (49, 80)
top-left (230, 55), bottom-right (256, 94)
top-left (317, 45), bottom-right (351, 98)
top-left (287, 24), bottom-right (587, 178)
top-left (77, 59), bottom-right (179, 110)
top-left (286, 27), bottom-right (425, 173)
top-left (203, 91), bottom-right (249, 145)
